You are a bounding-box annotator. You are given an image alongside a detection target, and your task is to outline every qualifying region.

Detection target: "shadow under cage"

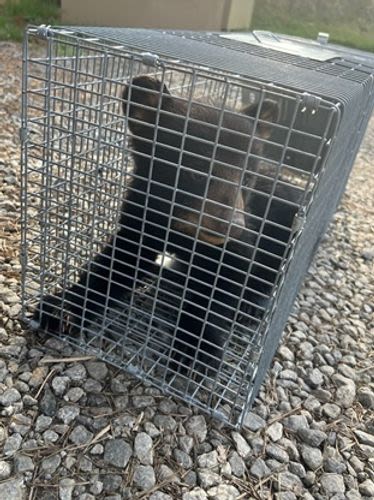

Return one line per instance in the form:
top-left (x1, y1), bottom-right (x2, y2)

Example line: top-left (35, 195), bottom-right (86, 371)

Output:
top-left (20, 26), bottom-right (374, 427)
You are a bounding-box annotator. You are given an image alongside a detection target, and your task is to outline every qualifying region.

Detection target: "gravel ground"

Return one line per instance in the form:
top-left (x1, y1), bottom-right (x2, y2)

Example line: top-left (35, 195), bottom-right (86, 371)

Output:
top-left (0, 42), bottom-right (373, 500)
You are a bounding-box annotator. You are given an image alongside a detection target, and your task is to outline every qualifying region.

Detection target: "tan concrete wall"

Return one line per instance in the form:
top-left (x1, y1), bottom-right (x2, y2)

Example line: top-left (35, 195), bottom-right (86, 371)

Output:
top-left (61, 0), bottom-right (255, 31)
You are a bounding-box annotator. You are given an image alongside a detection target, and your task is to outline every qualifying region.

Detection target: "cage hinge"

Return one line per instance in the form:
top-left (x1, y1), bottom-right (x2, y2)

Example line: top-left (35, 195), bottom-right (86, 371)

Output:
top-left (301, 93), bottom-right (321, 114)
top-left (19, 126), bottom-right (28, 144)
top-left (292, 211), bottom-right (306, 234)
top-left (36, 24), bottom-right (52, 39)
top-left (140, 52), bottom-right (161, 67)
top-left (317, 32), bottom-right (330, 45)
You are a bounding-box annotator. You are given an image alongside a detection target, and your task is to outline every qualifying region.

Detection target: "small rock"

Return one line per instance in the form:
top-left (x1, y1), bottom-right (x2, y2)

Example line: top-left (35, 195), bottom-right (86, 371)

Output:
top-left (10, 414), bottom-right (32, 436)
top-left (250, 458), bottom-right (270, 479)
top-left (278, 345), bottom-right (295, 362)
top-left (14, 454), bottom-right (34, 473)
top-left (104, 439), bottom-right (132, 468)
top-left (29, 367), bottom-right (48, 388)
top-left (65, 387), bottom-right (85, 403)
top-left (185, 415), bottom-right (207, 442)
top-left (89, 480), bottom-right (103, 496)
top-left (243, 411), bottom-right (266, 431)
top-left (357, 387), bottom-right (374, 409)
top-left (144, 422), bottom-right (160, 438)
top-left (266, 444), bottom-right (289, 463)
top-left (207, 484), bottom-right (240, 499)
top-left (39, 387), bottom-right (57, 416)
top-left (266, 458), bottom-right (283, 472)
top-left (43, 430), bottom-right (59, 444)
top-left (361, 248), bottom-right (374, 260)
top-left (354, 429), bottom-right (374, 447)
top-left (3, 433), bottom-right (22, 456)
top-left (335, 383), bottom-right (356, 408)
top-left (149, 493), bottom-right (173, 500)
top-left (198, 470), bottom-right (221, 488)
top-left (322, 403), bottom-right (341, 419)
top-left (0, 478), bottom-right (26, 500)
top-left (57, 406), bottom-right (80, 425)
top-left (184, 470), bottom-right (198, 487)
top-left (179, 435), bottom-right (194, 454)
top-left (297, 428), bottom-right (326, 447)
top-left (78, 456), bottom-right (92, 472)
top-left (90, 443), bottom-right (104, 455)
top-left (182, 488), bottom-right (208, 500)
top-left (65, 364), bottom-right (87, 382)
top-left (231, 432), bottom-right (251, 459)
top-left (346, 489), bottom-right (362, 500)
top-left (349, 455), bottom-right (364, 473)
top-left (274, 493), bottom-right (297, 500)
top-left (101, 474), bottom-right (122, 493)
top-left (320, 473), bottom-right (345, 495)
top-left (158, 464), bottom-right (178, 482)
top-left (85, 361), bottom-right (108, 381)
top-left (324, 456), bottom-right (346, 474)
top-left (0, 388), bottom-right (22, 407)
top-left (275, 472), bottom-right (303, 495)
top-left (134, 432), bottom-right (153, 465)
top-left (305, 368), bottom-right (324, 388)
top-left (41, 454), bottom-right (62, 475)
top-left (304, 471), bottom-right (316, 487)
top-left (0, 460), bottom-right (12, 480)
top-left (133, 395), bottom-right (155, 409)
top-left (174, 448), bottom-right (193, 469)
top-left (51, 376), bottom-right (70, 396)
top-left (35, 415), bottom-right (53, 433)
top-left (197, 450), bottom-right (218, 469)
top-left (266, 422), bottom-right (283, 442)
top-left (229, 451), bottom-right (246, 477)
top-left (133, 465), bottom-right (156, 490)
top-left (59, 478), bottom-right (75, 500)
top-left (159, 399), bottom-right (178, 414)
top-left (69, 425), bottom-right (93, 446)
top-left (153, 414), bottom-right (177, 433)
top-left (289, 461), bottom-right (306, 479)
top-left (359, 479), bottom-right (374, 497)
top-left (300, 445), bottom-right (323, 470)
top-left (283, 414), bottom-right (308, 432)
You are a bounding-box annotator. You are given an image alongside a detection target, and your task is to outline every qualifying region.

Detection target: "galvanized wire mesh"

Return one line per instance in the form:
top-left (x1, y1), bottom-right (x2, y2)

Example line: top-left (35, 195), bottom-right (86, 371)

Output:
top-left (21, 26), bottom-right (374, 427)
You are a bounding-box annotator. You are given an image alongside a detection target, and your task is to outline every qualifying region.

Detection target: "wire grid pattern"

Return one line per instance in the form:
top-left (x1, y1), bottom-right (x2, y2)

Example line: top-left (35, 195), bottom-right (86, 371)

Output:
top-left (21, 27), bottom-right (373, 427)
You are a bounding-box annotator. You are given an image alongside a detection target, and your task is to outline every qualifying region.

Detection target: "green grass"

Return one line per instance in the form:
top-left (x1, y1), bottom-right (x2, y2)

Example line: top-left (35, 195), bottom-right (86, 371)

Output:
top-left (0, 0), bottom-right (60, 41)
top-left (251, 5), bottom-right (374, 53)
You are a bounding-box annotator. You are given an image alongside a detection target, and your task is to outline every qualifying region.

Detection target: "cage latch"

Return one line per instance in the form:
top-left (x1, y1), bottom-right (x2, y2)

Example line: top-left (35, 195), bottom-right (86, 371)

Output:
top-left (140, 52), bottom-right (161, 67)
top-left (301, 93), bottom-right (321, 114)
top-left (292, 210), bottom-right (306, 235)
top-left (35, 24), bottom-right (52, 39)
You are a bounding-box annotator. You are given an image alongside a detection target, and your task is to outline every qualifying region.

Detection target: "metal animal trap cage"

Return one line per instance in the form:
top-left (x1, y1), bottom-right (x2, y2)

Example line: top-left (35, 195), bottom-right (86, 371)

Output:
top-left (20, 26), bottom-right (374, 427)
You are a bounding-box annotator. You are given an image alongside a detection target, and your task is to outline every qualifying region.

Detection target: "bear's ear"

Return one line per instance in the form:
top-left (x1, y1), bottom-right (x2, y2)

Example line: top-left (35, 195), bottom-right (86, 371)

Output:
top-left (242, 99), bottom-right (280, 139)
top-left (122, 76), bottom-right (171, 124)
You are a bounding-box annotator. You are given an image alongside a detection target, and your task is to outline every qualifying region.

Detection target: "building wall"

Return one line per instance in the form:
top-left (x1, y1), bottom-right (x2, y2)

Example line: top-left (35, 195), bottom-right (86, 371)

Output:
top-left (61, 0), bottom-right (255, 31)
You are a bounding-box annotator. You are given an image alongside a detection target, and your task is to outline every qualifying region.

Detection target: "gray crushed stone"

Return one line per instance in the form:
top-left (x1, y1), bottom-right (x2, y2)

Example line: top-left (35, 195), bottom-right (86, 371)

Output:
top-left (0, 42), bottom-right (373, 498)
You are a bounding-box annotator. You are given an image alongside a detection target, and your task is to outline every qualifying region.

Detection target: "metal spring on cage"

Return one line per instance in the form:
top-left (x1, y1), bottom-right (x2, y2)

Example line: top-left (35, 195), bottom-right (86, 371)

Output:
top-left (140, 52), bottom-right (161, 67)
top-left (301, 92), bottom-right (321, 115)
top-left (36, 24), bottom-right (52, 39)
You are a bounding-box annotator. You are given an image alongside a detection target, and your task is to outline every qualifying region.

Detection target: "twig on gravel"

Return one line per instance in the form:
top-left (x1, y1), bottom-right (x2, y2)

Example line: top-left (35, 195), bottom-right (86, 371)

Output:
top-left (266, 404), bottom-right (303, 426)
top-left (40, 355), bottom-right (97, 364)
top-left (34, 368), bottom-right (56, 399)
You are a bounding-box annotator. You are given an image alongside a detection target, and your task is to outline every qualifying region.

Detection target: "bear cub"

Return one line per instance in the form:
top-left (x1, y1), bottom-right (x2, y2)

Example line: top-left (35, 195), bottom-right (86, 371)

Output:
top-left (34, 75), bottom-right (298, 374)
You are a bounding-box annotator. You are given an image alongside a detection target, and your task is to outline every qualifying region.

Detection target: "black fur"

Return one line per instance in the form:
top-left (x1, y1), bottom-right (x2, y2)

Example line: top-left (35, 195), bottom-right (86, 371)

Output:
top-left (35, 76), bottom-right (299, 373)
